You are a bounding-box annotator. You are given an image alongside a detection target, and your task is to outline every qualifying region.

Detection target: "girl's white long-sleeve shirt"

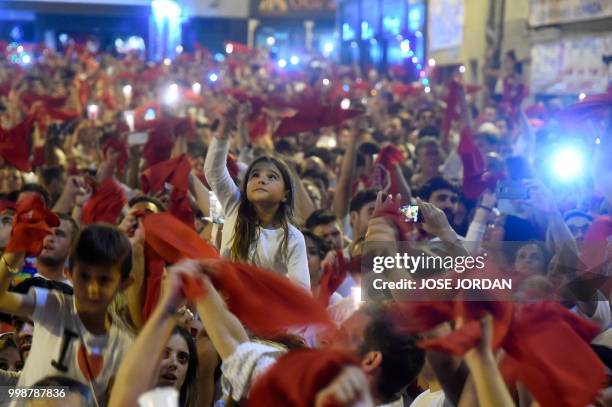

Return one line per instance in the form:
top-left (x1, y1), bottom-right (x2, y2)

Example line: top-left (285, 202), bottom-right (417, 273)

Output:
top-left (204, 137), bottom-right (310, 290)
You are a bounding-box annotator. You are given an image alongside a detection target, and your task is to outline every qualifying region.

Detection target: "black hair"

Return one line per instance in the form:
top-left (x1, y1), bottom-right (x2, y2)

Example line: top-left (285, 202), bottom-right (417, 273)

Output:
top-left (128, 195), bottom-right (166, 212)
top-left (358, 304), bottom-right (425, 403)
top-left (503, 215), bottom-right (540, 242)
top-left (275, 139), bottom-right (298, 156)
top-left (302, 168), bottom-right (330, 191)
top-left (33, 376), bottom-right (94, 407)
top-left (349, 188), bottom-right (379, 214)
top-left (18, 183), bottom-right (51, 208)
top-left (418, 126), bottom-right (440, 139)
top-left (305, 209), bottom-right (339, 231)
top-left (358, 142), bottom-right (381, 156)
top-left (56, 212), bottom-right (80, 245)
top-left (301, 229), bottom-right (329, 259)
top-left (69, 224), bottom-right (132, 281)
top-left (230, 155), bottom-right (295, 262)
top-left (171, 326), bottom-right (199, 407)
top-left (304, 147), bottom-right (335, 167)
top-left (417, 177), bottom-right (459, 201)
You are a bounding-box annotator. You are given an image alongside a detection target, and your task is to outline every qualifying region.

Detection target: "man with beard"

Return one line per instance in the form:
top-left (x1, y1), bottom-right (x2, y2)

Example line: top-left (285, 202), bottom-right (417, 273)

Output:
top-left (35, 214), bottom-right (78, 284)
top-left (417, 177), bottom-right (462, 240)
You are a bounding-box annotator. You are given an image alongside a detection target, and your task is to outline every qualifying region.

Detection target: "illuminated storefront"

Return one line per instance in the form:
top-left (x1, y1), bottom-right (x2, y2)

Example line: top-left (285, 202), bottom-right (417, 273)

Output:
top-left (337, 0), bottom-right (426, 79)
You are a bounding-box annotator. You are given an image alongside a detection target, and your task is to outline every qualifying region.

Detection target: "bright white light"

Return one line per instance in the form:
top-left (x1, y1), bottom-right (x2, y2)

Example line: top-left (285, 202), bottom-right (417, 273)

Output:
top-left (208, 73), bottom-right (219, 82)
top-left (340, 98), bottom-right (351, 110)
top-left (192, 82), bottom-right (201, 94)
top-left (361, 98), bottom-right (368, 105)
top-left (428, 58), bottom-right (436, 67)
top-left (596, 137), bottom-right (601, 145)
top-left (266, 36), bottom-right (275, 46)
top-left (175, 45), bottom-right (183, 54)
top-left (352, 286), bottom-right (362, 308)
top-left (152, 0), bottom-right (181, 21)
top-left (278, 59), bottom-right (287, 68)
top-left (294, 82), bottom-right (305, 92)
top-left (579, 93), bottom-right (587, 100)
top-left (411, 56), bottom-right (418, 63)
top-left (59, 34), bottom-right (68, 44)
top-left (163, 58), bottom-right (171, 66)
top-left (115, 38), bottom-right (124, 49)
top-left (164, 83), bottom-right (179, 105)
top-left (322, 78), bottom-right (330, 86)
top-left (551, 147), bottom-right (584, 181)
top-left (459, 65), bottom-right (466, 73)
top-left (400, 40), bottom-right (410, 53)
top-left (323, 42), bottom-right (334, 54)
top-left (350, 41), bottom-right (358, 48)
top-left (415, 31), bottom-right (423, 37)
top-left (21, 54), bottom-right (31, 65)
top-left (424, 86), bottom-right (431, 93)
top-left (225, 43), bottom-right (234, 54)
top-left (87, 104), bottom-right (99, 121)
top-left (122, 85), bottom-right (132, 99)
top-left (124, 111), bottom-right (135, 132)
top-left (16, 45), bottom-right (23, 53)
top-left (290, 55), bottom-right (300, 65)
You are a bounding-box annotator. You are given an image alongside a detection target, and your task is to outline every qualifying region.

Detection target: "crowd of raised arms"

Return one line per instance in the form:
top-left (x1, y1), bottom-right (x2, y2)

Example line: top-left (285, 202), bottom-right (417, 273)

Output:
top-left (0, 42), bottom-right (610, 407)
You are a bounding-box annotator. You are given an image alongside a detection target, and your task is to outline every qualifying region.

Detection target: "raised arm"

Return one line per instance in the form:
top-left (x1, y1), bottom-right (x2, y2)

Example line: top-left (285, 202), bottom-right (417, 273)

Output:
top-left (333, 128), bottom-right (358, 220)
top-left (0, 252), bottom-right (35, 318)
top-left (188, 173), bottom-right (211, 220)
top-left (203, 102), bottom-right (241, 213)
top-left (190, 260), bottom-right (250, 360)
top-left (108, 264), bottom-right (188, 407)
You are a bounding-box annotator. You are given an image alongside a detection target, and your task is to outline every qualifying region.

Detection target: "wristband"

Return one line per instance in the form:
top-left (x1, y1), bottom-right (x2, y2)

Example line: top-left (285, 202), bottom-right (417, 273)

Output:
top-left (478, 205), bottom-right (493, 212)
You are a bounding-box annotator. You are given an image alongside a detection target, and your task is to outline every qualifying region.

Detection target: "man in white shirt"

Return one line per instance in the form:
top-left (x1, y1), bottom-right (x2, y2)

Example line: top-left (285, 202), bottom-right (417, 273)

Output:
top-left (182, 259), bottom-right (425, 407)
top-left (35, 213), bottom-right (78, 285)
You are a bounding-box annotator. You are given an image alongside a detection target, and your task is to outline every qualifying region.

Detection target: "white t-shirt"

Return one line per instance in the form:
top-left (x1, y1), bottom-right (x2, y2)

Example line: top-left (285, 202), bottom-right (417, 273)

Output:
top-left (13, 288), bottom-right (133, 406)
top-left (204, 138), bottom-right (310, 290)
top-left (410, 389), bottom-right (450, 407)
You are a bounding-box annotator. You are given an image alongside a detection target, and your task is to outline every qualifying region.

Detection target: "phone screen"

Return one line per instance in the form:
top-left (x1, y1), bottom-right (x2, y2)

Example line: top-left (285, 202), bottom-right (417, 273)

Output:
top-left (400, 205), bottom-right (421, 223)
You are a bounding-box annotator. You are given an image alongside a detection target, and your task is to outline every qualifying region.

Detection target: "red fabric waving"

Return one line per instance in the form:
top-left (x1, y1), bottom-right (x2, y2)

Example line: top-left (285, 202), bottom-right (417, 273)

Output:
top-left (168, 187), bottom-right (195, 230)
top-left (80, 178), bottom-right (126, 225)
top-left (142, 244), bottom-right (167, 322)
top-left (370, 145), bottom-right (405, 196)
top-left (143, 129), bottom-right (174, 168)
top-left (559, 91), bottom-right (612, 121)
top-left (142, 213), bottom-right (333, 335)
top-left (140, 154), bottom-right (191, 193)
top-left (249, 349), bottom-right (359, 407)
top-left (500, 302), bottom-right (604, 407)
top-left (274, 101), bottom-right (364, 137)
top-left (0, 200), bottom-right (16, 214)
top-left (211, 262), bottom-right (334, 337)
top-left (21, 93), bottom-right (66, 109)
top-left (0, 114), bottom-right (34, 172)
top-left (441, 81), bottom-right (462, 140)
top-left (317, 251), bottom-right (347, 307)
top-left (458, 127), bottom-right (486, 199)
top-left (371, 198), bottom-right (413, 242)
top-left (5, 195), bottom-right (59, 256)
top-left (102, 137), bottom-right (128, 175)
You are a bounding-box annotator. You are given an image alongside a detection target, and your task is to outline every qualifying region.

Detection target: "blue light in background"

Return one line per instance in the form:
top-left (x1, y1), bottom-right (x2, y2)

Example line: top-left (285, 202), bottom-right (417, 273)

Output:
top-left (361, 21), bottom-right (374, 40)
top-left (150, 0), bottom-right (182, 62)
top-left (408, 3), bottom-right (425, 32)
top-left (383, 16), bottom-right (401, 36)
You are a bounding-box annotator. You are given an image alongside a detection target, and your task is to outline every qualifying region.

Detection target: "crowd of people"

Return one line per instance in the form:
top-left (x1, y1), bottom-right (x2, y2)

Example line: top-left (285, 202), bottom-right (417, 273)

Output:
top-left (0, 39), bottom-right (610, 407)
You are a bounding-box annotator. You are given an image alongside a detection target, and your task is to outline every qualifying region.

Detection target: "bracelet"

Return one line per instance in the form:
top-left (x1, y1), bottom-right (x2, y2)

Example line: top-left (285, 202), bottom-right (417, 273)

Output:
top-left (1, 256), bottom-right (19, 275)
top-left (478, 205), bottom-right (493, 212)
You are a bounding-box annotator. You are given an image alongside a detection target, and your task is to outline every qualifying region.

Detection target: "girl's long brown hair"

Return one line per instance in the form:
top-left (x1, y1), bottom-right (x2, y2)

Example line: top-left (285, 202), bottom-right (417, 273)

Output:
top-left (230, 155), bottom-right (295, 262)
